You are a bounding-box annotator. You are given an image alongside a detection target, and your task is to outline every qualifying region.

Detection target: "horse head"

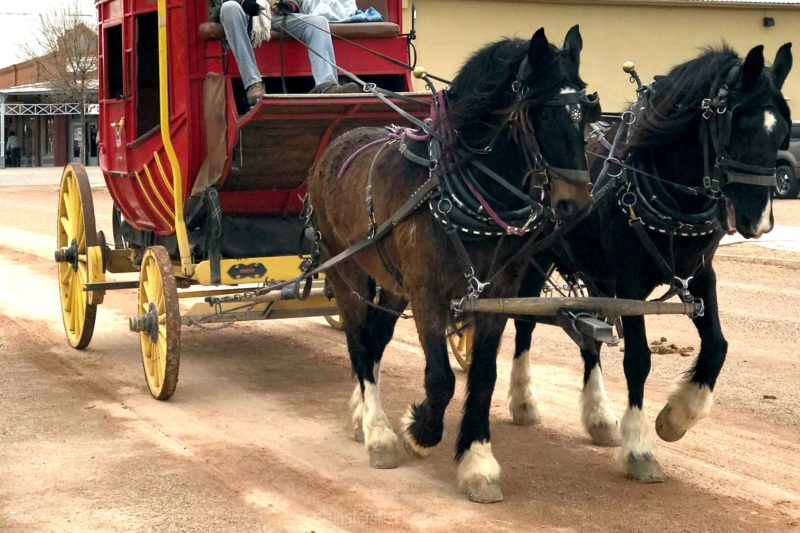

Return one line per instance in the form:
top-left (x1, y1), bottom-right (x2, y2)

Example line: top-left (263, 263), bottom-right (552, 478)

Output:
top-left (522, 26), bottom-right (599, 221)
top-left (446, 26), bottom-right (598, 225)
top-left (719, 43), bottom-right (792, 238)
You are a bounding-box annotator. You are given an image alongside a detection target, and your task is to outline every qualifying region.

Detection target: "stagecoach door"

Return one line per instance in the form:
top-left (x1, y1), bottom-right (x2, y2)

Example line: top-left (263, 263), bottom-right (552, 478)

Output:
top-left (99, 22), bottom-right (128, 173)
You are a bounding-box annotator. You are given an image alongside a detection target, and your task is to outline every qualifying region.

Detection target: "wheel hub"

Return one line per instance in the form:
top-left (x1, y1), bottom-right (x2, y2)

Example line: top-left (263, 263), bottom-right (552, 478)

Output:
top-left (129, 302), bottom-right (159, 342)
top-left (55, 239), bottom-right (79, 271)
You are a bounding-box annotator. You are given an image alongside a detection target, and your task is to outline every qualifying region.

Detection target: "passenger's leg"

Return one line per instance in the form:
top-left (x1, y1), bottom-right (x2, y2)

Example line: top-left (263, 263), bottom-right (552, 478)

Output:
top-left (283, 14), bottom-right (338, 85)
top-left (220, 2), bottom-right (263, 90)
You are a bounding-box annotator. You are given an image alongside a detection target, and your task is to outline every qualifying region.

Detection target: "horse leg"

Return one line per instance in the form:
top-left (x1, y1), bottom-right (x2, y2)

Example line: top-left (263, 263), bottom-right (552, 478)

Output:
top-left (456, 315), bottom-right (505, 503)
top-left (509, 320), bottom-right (542, 425)
top-left (328, 269), bottom-right (402, 468)
top-left (401, 303), bottom-right (456, 459)
top-left (580, 342), bottom-right (621, 446)
top-left (347, 289), bottom-right (407, 444)
top-left (509, 265), bottom-right (545, 425)
top-left (618, 314), bottom-right (665, 482)
top-left (656, 265), bottom-right (723, 442)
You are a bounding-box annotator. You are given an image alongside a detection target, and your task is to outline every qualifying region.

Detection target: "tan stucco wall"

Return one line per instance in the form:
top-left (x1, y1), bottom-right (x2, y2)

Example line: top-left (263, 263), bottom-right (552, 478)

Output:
top-left (404, 0), bottom-right (800, 113)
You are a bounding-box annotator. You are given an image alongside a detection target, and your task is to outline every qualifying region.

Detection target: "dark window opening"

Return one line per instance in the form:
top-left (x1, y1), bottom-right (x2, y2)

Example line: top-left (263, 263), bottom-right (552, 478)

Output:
top-left (135, 12), bottom-right (161, 138)
top-left (105, 25), bottom-right (124, 99)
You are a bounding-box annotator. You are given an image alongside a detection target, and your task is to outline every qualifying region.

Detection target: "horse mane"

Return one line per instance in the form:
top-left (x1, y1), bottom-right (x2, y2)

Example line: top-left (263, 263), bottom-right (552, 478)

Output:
top-left (627, 45), bottom-right (787, 152)
top-left (444, 38), bottom-right (585, 135)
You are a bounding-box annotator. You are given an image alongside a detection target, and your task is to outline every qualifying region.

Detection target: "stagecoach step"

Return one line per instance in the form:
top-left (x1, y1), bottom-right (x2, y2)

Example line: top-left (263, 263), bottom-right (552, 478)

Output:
top-left (83, 280), bottom-right (140, 291)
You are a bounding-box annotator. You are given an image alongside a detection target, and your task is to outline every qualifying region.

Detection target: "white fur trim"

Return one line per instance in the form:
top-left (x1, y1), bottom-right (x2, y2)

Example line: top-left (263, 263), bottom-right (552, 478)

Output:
top-left (250, 0), bottom-right (272, 47)
top-left (362, 382), bottom-right (397, 450)
top-left (620, 407), bottom-right (653, 459)
top-left (508, 350), bottom-right (540, 422)
top-left (663, 381), bottom-right (713, 433)
top-left (457, 441), bottom-right (501, 491)
top-left (400, 404), bottom-right (431, 457)
top-left (764, 110), bottom-right (778, 133)
top-left (581, 365), bottom-right (617, 430)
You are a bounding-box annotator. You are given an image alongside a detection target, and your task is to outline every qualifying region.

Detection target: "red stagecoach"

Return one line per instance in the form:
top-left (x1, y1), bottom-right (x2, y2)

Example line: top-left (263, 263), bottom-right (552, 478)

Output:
top-left (55, 0), bottom-right (430, 399)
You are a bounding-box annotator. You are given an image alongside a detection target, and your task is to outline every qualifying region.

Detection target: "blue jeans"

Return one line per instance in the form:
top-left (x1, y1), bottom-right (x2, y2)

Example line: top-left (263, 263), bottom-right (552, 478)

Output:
top-left (219, 2), bottom-right (339, 89)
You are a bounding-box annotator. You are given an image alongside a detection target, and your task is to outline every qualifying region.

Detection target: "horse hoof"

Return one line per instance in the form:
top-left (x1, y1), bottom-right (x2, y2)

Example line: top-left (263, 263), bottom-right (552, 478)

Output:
top-left (402, 433), bottom-right (431, 459)
top-left (467, 480), bottom-right (504, 504)
top-left (655, 404), bottom-right (687, 442)
top-left (368, 442), bottom-right (401, 469)
top-left (588, 421), bottom-right (622, 447)
top-left (624, 453), bottom-right (666, 483)
top-left (510, 401), bottom-right (542, 426)
top-left (353, 426), bottom-right (364, 443)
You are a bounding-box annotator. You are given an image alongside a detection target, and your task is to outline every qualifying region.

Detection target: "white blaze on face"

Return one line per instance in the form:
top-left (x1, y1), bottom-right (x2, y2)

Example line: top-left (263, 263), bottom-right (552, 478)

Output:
top-left (764, 110), bottom-right (778, 134)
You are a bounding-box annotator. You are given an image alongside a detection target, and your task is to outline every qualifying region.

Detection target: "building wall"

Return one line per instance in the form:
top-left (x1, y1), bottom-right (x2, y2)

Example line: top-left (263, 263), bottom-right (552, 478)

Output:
top-left (0, 60), bottom-right (42, 90)
top-left (405, 0), bottom-right (800, 113)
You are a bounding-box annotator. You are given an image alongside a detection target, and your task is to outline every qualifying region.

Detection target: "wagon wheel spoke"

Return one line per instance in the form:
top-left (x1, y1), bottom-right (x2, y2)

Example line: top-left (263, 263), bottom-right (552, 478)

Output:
top-left (60, 216), bottom-right (73, 242)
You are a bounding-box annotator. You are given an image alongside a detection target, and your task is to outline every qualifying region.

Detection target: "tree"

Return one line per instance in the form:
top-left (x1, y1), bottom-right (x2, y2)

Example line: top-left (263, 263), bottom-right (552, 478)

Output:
top-left (22, 1), bottom-right (97, 164)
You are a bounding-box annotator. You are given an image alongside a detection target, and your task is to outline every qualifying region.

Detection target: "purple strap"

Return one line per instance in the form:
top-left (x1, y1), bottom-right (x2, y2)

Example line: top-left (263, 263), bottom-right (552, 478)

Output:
top-left (337, 137), bottom-right (392, 178)
top-left (462, 176), bottom-right (525, 236)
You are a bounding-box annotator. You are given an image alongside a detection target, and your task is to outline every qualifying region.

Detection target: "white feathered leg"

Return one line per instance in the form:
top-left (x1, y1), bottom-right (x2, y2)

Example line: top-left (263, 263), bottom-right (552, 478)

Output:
top-left (508, 350), bottom-right (542, 426)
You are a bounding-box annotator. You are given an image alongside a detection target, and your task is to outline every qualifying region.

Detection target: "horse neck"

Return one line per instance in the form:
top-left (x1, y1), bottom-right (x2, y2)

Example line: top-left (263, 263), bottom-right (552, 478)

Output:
top-left (638, 119), bottom-right (715, 211)
top-left (475, 139), bottom-right (530, 204)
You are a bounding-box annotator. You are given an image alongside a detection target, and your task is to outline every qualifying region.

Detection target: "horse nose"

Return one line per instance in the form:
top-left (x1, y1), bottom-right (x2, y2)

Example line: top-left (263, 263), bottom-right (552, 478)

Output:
top-left (556, 199), bottom-right (579, 221)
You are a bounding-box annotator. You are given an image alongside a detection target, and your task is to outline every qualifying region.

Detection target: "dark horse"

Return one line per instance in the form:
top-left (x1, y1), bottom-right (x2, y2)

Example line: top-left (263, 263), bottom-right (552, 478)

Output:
top-left (510, 43), bottom-right (792, 481)
top-left (308, 27), bottom-right (598, 502)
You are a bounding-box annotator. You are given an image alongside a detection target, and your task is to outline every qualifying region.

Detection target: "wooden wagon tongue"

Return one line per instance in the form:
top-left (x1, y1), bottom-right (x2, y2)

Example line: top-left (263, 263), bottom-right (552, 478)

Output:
top-left (456, 296), bottom-right (702, 349)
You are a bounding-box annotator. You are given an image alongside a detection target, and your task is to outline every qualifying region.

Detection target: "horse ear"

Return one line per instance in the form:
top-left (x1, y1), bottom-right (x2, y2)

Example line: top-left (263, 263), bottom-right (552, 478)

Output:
top-left (772, 42), bottom-right (793, 89)
top-left (528, 28), bottom-right (553, 81)
top-left (563, 25), bottom-right (582, 68)
top-left (741, 45), bottom-right (765, 90)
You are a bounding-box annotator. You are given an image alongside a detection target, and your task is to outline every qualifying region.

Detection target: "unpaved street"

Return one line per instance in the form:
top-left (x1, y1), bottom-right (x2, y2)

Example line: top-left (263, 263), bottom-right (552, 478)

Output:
top-left (1, 182), bottom-right (799, 532)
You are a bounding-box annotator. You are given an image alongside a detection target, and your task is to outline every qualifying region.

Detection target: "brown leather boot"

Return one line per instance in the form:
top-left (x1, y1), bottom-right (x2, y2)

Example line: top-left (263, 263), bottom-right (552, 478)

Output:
top-left (246, 82), bottom-right (265, 106)
top-left (326, 82), bottom-right (362, 94)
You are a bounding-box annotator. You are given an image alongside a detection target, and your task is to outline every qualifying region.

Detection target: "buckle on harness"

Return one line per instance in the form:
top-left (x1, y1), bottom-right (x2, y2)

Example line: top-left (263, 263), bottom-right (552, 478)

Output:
top-left (673, 276), bottom-right (695, 303)
top-left (702, 175), bottom-right (721, 194)
top-left (701, 98), bottom-right (714, 120)
top-left (621, 191), bottom-right (641, 226)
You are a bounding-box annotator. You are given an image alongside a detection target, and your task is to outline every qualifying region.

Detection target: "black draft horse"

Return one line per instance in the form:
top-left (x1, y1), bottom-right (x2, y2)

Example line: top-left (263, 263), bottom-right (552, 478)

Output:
top-left (509, 43), bottom-right (792, 481)
top-left (308, 27), bottom-right (598, 502)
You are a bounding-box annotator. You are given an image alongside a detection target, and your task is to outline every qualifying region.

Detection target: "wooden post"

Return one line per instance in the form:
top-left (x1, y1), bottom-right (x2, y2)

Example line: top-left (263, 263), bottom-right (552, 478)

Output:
top-left (459, 297), bottom-right (696, 317)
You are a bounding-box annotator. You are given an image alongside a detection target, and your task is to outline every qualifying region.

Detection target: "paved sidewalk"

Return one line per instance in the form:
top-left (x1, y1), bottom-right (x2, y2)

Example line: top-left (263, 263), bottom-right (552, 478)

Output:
top-left (721, 224), bottom-right (800, 253)
top-left (0, 166), bottom-right (105, 187)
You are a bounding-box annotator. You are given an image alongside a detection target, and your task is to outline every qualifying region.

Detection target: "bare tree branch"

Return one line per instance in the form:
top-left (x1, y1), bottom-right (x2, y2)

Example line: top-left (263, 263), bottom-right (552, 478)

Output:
top-left (20, 0), bottom-right (97, 162)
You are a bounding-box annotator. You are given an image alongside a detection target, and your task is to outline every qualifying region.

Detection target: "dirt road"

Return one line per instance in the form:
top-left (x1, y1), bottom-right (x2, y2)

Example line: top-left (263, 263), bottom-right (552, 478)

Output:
top-left (1, 184), bottom-right (799, 532)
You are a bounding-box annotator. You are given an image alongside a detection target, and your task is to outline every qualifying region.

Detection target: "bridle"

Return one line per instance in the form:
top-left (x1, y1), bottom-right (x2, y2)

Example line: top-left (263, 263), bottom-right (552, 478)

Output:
top-left (457, 56), bottom-right (600, 187)
top-left (700, 62), bottom-right (780, 195)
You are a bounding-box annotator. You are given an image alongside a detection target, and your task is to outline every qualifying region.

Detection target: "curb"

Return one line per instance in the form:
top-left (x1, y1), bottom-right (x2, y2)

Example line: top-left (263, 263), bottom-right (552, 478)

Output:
top-left (716, 253), bottom-right (800, 270)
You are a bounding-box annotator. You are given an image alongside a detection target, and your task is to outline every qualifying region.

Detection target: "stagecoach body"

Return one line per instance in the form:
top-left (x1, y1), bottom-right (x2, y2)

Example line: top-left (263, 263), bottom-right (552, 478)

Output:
top-left (55, 0), bottom-right (430, 399)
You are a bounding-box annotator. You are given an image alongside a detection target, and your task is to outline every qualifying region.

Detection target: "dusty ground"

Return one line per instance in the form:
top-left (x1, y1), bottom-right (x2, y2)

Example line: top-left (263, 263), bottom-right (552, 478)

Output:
top-left (0, 184), bottom-right (799, 532)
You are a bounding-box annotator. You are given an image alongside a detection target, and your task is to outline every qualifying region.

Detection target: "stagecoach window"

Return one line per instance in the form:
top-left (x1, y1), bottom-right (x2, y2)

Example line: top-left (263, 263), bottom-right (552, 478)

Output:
top-left (135, 12), bottom-right (161, 138)
top-left (105, 25), bottom-right (124, 99)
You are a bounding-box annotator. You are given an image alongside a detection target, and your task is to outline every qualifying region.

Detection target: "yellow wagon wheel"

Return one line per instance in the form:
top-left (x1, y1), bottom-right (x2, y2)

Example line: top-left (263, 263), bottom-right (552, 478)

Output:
top-left (130, 246), bottom-right (181, 400)
top-left (447, 320), bottom-right (475, 371)
top-left (56, 164), bottom-right (101, 349)
top-left (324, 314), bottom-right (344, 330)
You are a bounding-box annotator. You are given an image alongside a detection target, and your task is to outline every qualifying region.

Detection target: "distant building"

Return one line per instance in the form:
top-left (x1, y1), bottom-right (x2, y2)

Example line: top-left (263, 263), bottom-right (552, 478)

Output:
top-left (408, 0), bottom-right (800, 113)
top-left (0, 25), bottom-right (98, 168)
